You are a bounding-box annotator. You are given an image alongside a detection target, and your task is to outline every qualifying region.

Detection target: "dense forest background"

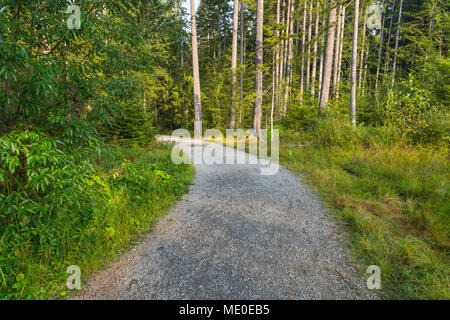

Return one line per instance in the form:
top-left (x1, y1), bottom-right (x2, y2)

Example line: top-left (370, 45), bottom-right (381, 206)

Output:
top-left (0, 0), bottom-right (448, 299)
top-left (1, 0), bottom-right (448, 140)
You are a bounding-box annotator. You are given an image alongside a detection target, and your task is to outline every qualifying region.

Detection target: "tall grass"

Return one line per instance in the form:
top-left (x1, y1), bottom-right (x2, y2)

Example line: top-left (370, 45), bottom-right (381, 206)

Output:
top-left (280, 119), bottom-right (449, 299)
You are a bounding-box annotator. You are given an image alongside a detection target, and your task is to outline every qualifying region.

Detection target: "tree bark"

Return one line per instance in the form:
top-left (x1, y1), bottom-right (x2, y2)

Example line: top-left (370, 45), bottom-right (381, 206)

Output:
top-left (392, 0), bottom-right (403, 86)
top-left (350, 0), bottom-right (360, 126)
top-left (239, 2), bottom-right (245, 128)
top-left (318, 14), bottom-right (326, 102)
top-left (283, 0), bottom-right (295, 115)
top-left (383, 0), bottom-right (396, 75)
top-left (299, 0), bottom-right (307, 104)
top-left (336, 4), bottom-right (346, 98)
top-left (253, 0), bottom-right (264, 136)
top-left (230, 0), bottom-right (239, 129)
top-left (278, 0), bottom-right (286, 109)
top-left (311, 0), bottom-right (320, 99)
top-left (306, 0), bottom-right (313, 93)
top-left (272, 0), bottom-right (281, 131)
top-left (190, 0), bottom-right (202, 138)
top-left (358, 8), bottom-right (367, 89)
top-left (319, 1), bottom-right (337, 114)
top-left (375, 2), bottom-right (385, 90)
top-left (332, 4), bottom-right (343, 97)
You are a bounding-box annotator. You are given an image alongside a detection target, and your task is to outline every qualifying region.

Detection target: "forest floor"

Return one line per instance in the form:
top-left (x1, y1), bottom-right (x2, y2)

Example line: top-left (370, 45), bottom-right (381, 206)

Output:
top-left (75, 136), bottom-right (375, 300)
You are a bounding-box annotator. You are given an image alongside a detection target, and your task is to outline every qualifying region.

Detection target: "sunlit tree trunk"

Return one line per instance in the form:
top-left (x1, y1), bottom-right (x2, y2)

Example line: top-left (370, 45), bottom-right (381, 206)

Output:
top-left (283, 0), bottom-right (295, 115)
top-left (375, 2), bottom-right (385, 90)
top-left (272, 0), bottom-right (281, 131)
top-left (350, 0), bottom-right (359, 126)
top-left (306, 0), bottom-right (313, 93)
top-left (358, 7), bottom-right (367, 89)
top-left (319, 1), bottom-right (337, 115)
top-left (318, 14), bottom-right (326, 102)
top-left (239, 2), bottom-right (245, 128)
top-left (230, 0), bottom-right (239, 129)
top-left (336, 4), bottom-right (346, 98)
top-left (311, 0), bottom-right (320, 99)
top-left (392, 0), bottom-right (403, 86)
top-left (332, 3), bottom-right (343, 97)
top-left (253, 0), bottom-right (264, 136)
top-left (384, 0), bottom-right (396, 75)
top-left (190, 0), bottom-right (202, 138)
top-left (278, 0), bottom-right (286, 109)
top-left (300, 0), bottom-right (307, 104)
top-left (287, 0), bottom-right (295, 103)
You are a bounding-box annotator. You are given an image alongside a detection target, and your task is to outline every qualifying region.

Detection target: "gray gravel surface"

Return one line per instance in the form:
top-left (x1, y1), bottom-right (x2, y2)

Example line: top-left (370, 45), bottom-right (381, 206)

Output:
top-left (75, 137), bottom-right (375, 300)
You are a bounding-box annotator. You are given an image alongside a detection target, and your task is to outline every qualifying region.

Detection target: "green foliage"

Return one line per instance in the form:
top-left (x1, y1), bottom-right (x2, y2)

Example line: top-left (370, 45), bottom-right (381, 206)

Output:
top-left (279, 124), bottom-right (449, 299)
top-left (0, 141), bottom-right (193, 299)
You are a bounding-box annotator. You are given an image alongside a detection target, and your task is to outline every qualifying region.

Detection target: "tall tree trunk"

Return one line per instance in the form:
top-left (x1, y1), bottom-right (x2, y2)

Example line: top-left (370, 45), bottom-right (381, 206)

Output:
top-left (306, 0), bottom-right (313, 93)
top-left (253, 0), bottom-right (264, 136)
top-left (283, 0), bottom-right (295, 115)
top-left (358, 8), bottom-right (367, 89)
top-left (336, 4), bottom-right (346, 98)
top-left (392, 0), bottom-right (403, 86)
top-left (311, 0), bottom-right (320, 99)
top-left (319, 1), bottom-right (338, 114)
top-left (363, 41), bottom-right (369, 95)
top-left (299, 0), bottom-right (307, 104)
top-left (278, 0), bottom-right (286, 109)
top-left (332, 3), bottom-right (343, 97)
top-left (350, 0), bottom-right (360, 126)
top-left (375, 3), bottom-right (385, 90)
top-left (230, 0), bottom-right (239, 129)
top-left (383, 0), bottom-right (396, 75)
top-left (318, 14), bottom-right (326, 102)
top-left (272, 0), bottom-right (281, 131)
top-left (239, 2), bottom-right (245, 128)
top-left (190, 0), bottom-right (202, 138)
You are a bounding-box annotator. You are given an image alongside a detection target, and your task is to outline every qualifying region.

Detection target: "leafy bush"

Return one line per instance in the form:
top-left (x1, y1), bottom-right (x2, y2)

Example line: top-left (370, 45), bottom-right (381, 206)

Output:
top-left (0, 136), bottom-right (193, 299)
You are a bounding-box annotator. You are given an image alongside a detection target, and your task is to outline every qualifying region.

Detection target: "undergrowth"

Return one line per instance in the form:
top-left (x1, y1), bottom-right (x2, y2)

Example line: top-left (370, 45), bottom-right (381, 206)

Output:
top-left (0, 134), bottom-right (193, 299)
top-left (279, 119), bottom-right (449, 299)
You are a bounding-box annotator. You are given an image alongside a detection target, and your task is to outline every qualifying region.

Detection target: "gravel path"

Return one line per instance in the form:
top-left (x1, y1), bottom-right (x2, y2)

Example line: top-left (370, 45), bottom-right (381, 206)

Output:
top-left (76, 137), bottom-right (374, 300)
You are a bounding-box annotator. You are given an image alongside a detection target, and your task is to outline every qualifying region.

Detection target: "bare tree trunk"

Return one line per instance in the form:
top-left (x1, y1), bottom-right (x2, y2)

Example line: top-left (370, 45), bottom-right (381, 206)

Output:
top-left (384, 0), bottom-right (396, 75)
top-left (336, 4), bottom-right (346, 98)
top-left (272, 0), bottom-right (281, 131)
top-left (319, 1), bottom-right (338, 114)
top-left (230, 0), bottom-right (239, 129)
top-left (190, 0), bottom-right (202, 138)
top-left (239, 2), bottom-right (245, 128)
top-left (375, 3), bottom-right (385, 90)
top-left (278, 0), bottom-right (286, 109)
top-left (306, 0), bottom-right (313, 93)
top-left (318, 14), bottom-right (326, 101)
top-left (350, 0), bottom-right (359, 126)
top-left (332, 4), bottom-right (343, 97)
top-left (283, 0), bottom-right (295, 115)
top-left (253, 0), bottom-right (264, 136)
top-left (287, 0), bottom-right (295, 102)
top-left (363, 41), bottom-right (369, 95)
top-left (358, 8), bottom-right (367, 89)
top-left (311, 0), bottom-right (320, 99)
top-left (392, 0), bottom-right (403, 86)
top-left (300, 0), bottom-right (307, 104)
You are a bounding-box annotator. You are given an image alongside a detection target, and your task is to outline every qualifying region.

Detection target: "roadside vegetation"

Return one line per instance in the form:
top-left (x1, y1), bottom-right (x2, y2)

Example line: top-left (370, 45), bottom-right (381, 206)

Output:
top-left (279, 119), bottom-right (449, 300)
top-left (0, 139), bottom-right (193, 299)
